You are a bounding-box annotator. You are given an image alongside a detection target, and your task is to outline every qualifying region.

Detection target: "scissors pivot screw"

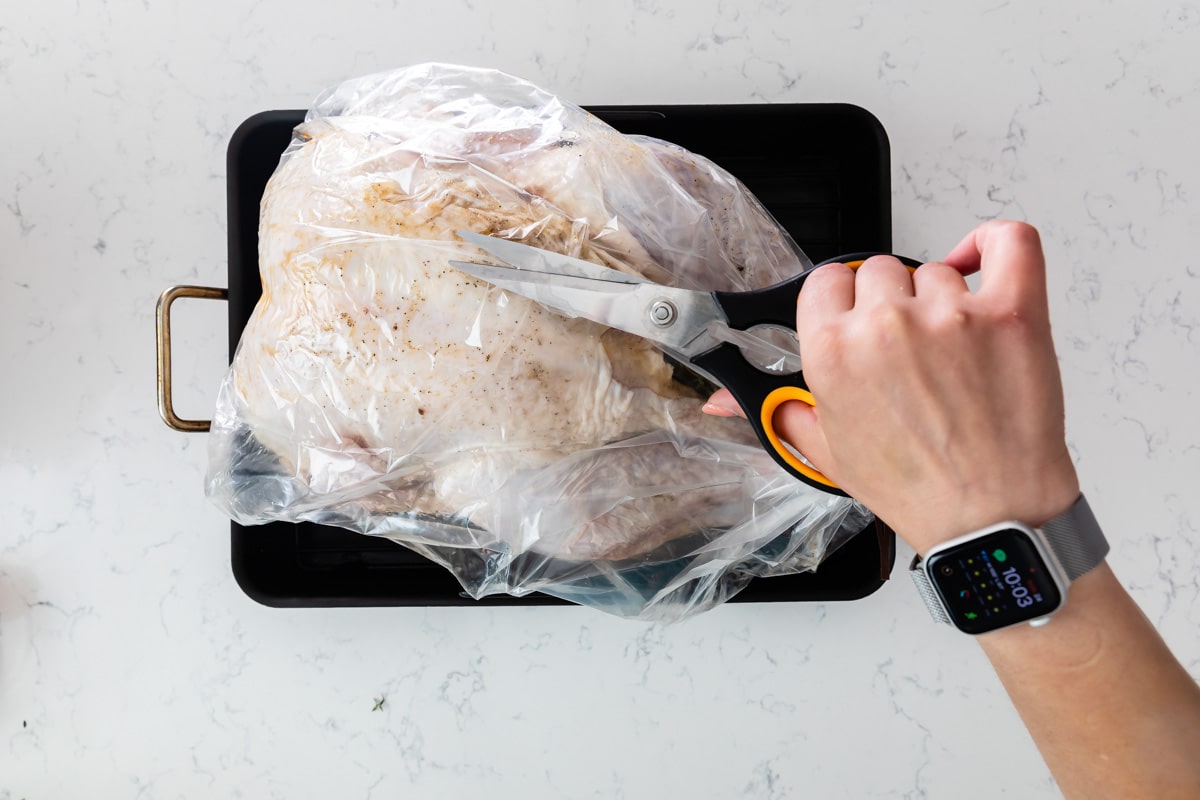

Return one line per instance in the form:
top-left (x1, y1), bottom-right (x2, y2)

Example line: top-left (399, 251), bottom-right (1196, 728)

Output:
top-left (649, 300), bottom-right (678, 327)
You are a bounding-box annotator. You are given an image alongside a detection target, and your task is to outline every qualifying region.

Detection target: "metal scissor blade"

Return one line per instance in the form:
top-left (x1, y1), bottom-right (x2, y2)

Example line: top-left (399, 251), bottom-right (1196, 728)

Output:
top-left (449, 261), bottom-right (640, 311)
top-left (456, 230), bottom-right (649, 285)
top-left (449, 260), bottom-right (725, 355)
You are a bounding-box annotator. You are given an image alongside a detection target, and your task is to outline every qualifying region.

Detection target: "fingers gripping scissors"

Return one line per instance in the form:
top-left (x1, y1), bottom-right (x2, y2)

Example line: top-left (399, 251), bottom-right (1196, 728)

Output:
top-left (451, 231), bottom-right (920, 496)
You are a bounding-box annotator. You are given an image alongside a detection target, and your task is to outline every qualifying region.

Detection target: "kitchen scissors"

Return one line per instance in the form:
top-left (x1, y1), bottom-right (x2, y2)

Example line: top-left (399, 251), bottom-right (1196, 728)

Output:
top-left (451, 231), bottom-right (921, 496)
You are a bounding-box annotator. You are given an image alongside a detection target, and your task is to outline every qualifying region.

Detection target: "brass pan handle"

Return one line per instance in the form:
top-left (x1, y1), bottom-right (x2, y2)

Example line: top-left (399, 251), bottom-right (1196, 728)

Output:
top-left (156, 285), bottom-right (228, 432)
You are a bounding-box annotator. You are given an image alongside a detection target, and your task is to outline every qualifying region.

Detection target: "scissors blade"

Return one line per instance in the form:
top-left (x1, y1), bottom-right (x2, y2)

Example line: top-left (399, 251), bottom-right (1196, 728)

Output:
top-left (456, 230), bottom-right (649, 285)
top-left (449, 260), bottom-right (725, 356)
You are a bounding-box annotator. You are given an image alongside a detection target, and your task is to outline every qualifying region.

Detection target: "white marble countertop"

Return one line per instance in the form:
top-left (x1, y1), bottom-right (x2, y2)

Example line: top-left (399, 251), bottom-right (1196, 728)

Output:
top-left (2, 1), bottom-right (1197, 797)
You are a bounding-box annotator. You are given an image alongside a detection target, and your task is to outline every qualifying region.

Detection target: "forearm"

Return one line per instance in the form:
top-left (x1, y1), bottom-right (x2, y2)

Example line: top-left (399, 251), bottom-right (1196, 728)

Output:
top-left (707, 220), bottom-right (1200, 795)
top-left (978, 564), bottom-right (1200, 799)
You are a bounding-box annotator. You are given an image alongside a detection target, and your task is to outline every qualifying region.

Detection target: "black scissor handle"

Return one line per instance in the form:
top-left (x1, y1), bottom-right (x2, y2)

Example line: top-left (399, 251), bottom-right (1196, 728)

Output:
top-left (700, 252), bottom-right (923, 494)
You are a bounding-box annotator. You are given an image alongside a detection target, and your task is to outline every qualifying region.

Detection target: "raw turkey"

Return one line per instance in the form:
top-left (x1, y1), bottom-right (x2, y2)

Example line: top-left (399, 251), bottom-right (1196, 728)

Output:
top-left (205, 64), bottom-right (866, 611)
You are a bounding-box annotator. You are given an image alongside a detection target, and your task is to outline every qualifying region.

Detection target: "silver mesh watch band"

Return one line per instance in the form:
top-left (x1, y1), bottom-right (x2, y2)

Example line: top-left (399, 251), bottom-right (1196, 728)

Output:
top-left (910, 565), bottom-right (952, 624)
top-left (1039, 494), bottom-right (1109, 580)
top-left (909, 494), bottom-right (1108, 624)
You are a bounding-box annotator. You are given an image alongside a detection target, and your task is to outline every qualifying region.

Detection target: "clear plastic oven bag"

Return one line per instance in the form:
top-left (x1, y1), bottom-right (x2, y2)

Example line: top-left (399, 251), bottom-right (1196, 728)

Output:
top-left (205, 63), bottom-right (873, 620)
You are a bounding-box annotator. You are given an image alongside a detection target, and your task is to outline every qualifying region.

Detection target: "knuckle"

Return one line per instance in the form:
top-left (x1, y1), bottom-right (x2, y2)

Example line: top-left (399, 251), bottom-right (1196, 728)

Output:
top-left (857, 254), bottom-right (904, 275)
top-left (986, 303), bottom-right (1042, 336)
top-left (802, 324), bottom-right (843, 368)
top-left (997, 219), bottom-right (1042, 247)
top-left (865, 303), bottom-right (909, 338)
top-left (861, 254), bottom-right (895, 268)
top-left (812, 324), bottom-right (842, 351)
top-left (815, 261), bottom-right (853, 277)
top-left (919, 260), bottom-right (955, 277)
top-left (929, 303), bottom-right (972, 332)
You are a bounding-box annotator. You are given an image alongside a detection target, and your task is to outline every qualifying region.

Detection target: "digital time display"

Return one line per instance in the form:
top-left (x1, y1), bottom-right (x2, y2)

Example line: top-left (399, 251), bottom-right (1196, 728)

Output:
top-left (925, 529), bottom-right (1063, 634)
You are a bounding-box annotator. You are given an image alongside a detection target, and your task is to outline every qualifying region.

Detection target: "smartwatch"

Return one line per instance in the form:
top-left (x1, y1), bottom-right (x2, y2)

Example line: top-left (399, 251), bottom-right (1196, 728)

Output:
top-left (909, 494), bottom-right (1109, 634)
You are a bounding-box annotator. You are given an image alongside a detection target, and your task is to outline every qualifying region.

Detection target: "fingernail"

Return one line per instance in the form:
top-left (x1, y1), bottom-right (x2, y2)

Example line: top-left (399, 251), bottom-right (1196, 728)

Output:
top-left (702, 400), bottom-right (742, 417)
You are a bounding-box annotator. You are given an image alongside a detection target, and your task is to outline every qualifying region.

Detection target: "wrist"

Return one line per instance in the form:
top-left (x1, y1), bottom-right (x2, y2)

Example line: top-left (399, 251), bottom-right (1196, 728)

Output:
top-left (894, 470), bottom-right (1081, 556)
top-left (908, 491), bottom-right (1108, 635)
top-left (976, 563), bottom-right (1113, 649)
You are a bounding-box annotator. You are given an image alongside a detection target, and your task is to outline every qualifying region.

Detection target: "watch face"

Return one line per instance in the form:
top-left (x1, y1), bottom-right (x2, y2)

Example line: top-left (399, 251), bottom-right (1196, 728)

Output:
top-left (925, 528), bottom-right (1063, 634)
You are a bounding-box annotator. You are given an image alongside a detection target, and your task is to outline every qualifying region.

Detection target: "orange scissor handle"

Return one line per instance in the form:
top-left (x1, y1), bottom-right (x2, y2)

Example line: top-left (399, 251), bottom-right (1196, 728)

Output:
top-left (838, 257), bottom-right (917, 271)
top-left (759, 385), bottom-right (836, 488)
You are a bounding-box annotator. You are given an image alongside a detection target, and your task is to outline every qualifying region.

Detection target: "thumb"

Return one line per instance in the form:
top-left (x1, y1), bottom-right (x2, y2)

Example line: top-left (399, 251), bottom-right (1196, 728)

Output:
top-left (771, 400), bottom-right (835, 478)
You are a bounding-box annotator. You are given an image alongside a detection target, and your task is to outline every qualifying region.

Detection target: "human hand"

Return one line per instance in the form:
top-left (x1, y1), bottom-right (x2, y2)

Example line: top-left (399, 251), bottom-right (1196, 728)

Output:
top-left (702, 221), bottom-right (1080, 554)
